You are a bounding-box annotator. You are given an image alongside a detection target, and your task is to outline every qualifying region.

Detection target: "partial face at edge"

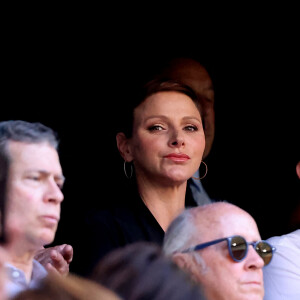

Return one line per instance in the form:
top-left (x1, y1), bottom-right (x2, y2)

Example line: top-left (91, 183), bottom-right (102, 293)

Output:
top-left (5, 141), bottom-right (64, 248)
top-left (296, 161), bottom-right (300, 179)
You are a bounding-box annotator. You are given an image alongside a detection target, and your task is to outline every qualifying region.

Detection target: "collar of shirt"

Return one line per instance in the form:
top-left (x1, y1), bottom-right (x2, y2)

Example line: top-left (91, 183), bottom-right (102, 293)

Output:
top-left (5, 259), bottom-right (47, 298)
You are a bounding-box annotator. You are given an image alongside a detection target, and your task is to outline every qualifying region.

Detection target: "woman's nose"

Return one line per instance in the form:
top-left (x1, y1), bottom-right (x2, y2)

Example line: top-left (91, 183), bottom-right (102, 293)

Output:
top-left (169, 131), bottom-right (185, 147)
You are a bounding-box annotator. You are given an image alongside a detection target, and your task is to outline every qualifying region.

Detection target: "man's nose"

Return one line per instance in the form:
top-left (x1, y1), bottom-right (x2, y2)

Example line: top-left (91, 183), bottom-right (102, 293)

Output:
top-left (45, 179), bottom-right (64, 204)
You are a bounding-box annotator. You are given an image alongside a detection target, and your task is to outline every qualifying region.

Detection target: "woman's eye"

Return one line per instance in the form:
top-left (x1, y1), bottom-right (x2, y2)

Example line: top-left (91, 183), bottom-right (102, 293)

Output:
top-left (148, 125), bottom-right (164, 131)
top-left (184, 125), bottom-right (198, 131)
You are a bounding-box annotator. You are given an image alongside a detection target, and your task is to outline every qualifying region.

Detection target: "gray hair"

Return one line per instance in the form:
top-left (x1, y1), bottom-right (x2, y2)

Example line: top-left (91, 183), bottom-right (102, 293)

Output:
top-left (0, 120), bottom-right (59, 164)
top-left (163, 207), bottom-right (208, 270)
top-left (163, 208), bottom-right (197, 256)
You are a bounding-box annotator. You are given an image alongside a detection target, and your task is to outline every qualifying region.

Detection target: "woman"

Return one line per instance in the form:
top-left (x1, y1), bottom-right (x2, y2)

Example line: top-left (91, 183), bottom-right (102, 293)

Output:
top-left (77, 79), bottom-right (206, 276)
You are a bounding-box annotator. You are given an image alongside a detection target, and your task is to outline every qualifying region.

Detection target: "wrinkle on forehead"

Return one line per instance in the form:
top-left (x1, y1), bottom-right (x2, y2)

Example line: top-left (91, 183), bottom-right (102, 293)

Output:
top-left (192, 202), bottom-right (260, 240)
top-left (8, 141), bottom-right (63, 178)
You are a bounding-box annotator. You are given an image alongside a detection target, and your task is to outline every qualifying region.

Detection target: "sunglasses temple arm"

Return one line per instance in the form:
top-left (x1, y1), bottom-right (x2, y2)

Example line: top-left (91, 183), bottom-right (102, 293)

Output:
top-left (182, 237), bottom-right (228, 253)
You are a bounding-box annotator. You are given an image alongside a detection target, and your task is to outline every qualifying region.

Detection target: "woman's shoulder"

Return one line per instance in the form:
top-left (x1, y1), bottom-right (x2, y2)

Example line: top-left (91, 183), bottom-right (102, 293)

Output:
top-left (84, 196), bottom-right (142, 227)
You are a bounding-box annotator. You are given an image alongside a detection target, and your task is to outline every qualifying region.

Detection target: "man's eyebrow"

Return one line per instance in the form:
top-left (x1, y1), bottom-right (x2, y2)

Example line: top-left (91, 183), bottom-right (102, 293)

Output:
top-left (26, 169), bottom-right (65, 182)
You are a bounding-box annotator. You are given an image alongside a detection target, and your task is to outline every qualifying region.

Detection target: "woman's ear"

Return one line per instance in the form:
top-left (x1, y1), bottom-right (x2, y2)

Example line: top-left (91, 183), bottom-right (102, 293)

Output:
top-left (116, 132), bottom-right (133, 162)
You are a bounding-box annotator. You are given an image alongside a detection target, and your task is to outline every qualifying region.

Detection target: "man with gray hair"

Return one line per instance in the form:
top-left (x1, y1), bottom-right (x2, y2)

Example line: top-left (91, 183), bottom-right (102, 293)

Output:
top-left (163, 202), bottom-right (276, 300)
top-left (0, 120), bottom-right (68, 298)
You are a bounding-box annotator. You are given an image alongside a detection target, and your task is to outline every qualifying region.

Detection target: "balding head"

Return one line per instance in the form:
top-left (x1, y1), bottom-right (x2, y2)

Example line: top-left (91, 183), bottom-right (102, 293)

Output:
top-left (192, 202), bottom-right (260, 241)
top-left (163, 202), bottom-right (265, 300)
top-left (163, 202), bottom-right (260, 255)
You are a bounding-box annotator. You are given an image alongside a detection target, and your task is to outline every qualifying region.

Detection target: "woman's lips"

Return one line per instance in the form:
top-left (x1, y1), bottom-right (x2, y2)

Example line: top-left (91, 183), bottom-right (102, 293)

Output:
top-left (164, 153), bottom-right (190, 162)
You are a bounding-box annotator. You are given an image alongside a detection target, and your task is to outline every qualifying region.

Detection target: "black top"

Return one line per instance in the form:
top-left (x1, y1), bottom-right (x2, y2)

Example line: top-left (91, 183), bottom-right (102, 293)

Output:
top-left (72, 181), bottom-right (198, 276)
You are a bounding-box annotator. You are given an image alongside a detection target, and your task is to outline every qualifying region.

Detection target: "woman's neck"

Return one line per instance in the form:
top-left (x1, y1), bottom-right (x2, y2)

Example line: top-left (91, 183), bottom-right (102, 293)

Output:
top-left (138, 180), bottom-right (187, 232)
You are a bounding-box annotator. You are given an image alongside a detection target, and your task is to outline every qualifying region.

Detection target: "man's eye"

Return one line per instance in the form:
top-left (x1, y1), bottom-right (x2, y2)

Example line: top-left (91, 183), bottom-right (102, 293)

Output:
top-left (29, 176), bottom-right (40, 181)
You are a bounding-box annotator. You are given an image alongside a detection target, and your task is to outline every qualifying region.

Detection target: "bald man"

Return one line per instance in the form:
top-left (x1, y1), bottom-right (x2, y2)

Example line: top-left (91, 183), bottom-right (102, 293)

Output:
top-left (163, 202), bottom-right (276, 300)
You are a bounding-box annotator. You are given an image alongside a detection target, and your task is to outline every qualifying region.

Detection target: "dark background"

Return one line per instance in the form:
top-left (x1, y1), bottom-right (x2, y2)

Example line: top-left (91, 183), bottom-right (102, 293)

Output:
top-left (2, 23), bottom-right (299, 271)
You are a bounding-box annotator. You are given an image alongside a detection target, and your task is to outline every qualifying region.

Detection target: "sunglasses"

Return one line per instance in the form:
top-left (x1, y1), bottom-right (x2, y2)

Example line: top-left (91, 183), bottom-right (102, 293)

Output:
top-left (181, 235), bottom-right (276, 266)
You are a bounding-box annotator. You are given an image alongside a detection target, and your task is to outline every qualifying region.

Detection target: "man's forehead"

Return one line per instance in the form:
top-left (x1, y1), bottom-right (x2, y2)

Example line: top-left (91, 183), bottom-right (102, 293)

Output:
top-left (8, 140), bottom-right (56, 156)
top-left (8, 141), bottom-right (62, 173)
top-left (217, 212), bottom-right (260, 239)
top-left (194, 204), bottom-right (258, 233)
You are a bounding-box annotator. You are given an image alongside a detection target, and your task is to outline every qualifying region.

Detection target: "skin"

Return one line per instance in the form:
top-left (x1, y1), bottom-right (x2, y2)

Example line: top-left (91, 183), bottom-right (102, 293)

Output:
top-left (3, 141), bottom-right (64, 282)
top-left (161, 57), bottom-right (215, 158)
top-left (34, 244), bottom-right (73, 276)
top-left (173, 203), bottom-right (265, 300)
top-left (117, 91), bottom-right (205, 230)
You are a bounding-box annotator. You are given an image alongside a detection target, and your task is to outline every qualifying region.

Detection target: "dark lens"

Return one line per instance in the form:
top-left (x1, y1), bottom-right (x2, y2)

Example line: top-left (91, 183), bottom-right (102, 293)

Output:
top-left (255, 241), bottom-right (273, 265)
top-left (230, 236), bottom-right (247, 261)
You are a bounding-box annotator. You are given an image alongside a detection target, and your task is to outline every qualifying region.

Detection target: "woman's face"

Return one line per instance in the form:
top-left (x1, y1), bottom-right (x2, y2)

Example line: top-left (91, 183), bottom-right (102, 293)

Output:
top-left (128, 91), bottom-right (205, 185)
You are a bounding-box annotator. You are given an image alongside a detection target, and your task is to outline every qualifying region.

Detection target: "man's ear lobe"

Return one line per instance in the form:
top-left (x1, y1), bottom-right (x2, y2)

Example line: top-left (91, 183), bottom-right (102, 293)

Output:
top-left (172, 253), bottom-right (195, 273)
top-left (172, 253), bottom-right (187, 270)
top-left (172, 253), bottom-right (203, 284)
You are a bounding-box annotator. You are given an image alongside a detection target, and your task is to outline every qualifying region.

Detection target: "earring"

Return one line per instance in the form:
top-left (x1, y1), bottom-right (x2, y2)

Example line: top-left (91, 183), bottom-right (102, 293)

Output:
top-left (192, 161), bottom-right (208, 180)
top-left (124, 161), bottom-right (133, 179)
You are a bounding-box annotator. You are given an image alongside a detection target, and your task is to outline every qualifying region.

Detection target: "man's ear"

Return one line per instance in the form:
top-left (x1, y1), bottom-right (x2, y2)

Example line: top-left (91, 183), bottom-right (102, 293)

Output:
top-left (172, 252), bottom-right (189, 270)
top-left (172, 253), bottom-right (203, 284)
top-left (116, 132), bottom-right (133, 162)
